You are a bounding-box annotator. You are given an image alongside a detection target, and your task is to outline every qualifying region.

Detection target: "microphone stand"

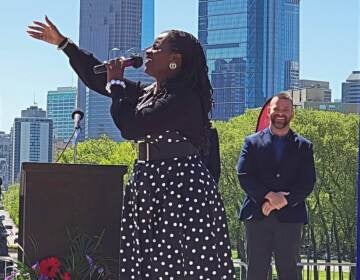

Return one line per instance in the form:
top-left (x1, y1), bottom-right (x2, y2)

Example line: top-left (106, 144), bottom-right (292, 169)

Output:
top-left (73, 126), bottom-right (81, 164)
top-left (55, 128), bottom-right (77, 163)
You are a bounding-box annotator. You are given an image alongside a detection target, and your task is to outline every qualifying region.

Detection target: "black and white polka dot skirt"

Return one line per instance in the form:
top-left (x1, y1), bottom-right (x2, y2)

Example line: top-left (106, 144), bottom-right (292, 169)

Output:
top-left (119, 132), bottom-right (236, 279)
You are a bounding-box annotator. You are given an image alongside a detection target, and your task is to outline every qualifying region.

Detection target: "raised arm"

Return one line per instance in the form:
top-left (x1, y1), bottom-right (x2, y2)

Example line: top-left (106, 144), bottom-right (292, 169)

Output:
top-left (27, 16), bottom-right (109, 95)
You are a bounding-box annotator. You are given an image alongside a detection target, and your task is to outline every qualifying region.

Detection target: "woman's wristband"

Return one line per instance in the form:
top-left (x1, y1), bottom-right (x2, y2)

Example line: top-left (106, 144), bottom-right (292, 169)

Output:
top-left (57, 37), bottom-right (73, 50)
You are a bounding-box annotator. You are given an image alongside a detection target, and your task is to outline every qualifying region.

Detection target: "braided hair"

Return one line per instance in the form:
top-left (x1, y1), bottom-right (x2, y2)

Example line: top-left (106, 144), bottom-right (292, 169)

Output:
top-left (164, 30), bottom-right (214, 154)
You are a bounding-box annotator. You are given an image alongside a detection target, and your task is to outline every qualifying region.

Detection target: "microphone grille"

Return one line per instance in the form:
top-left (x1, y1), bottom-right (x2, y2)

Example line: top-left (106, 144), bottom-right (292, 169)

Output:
top-left (131, 55), bottom-right (143, 68)
top-left (72, 109), bottom-right (84, 120)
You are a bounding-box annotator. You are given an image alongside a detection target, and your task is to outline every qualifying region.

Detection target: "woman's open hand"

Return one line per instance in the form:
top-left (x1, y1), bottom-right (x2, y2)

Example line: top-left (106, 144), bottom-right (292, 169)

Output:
top-left (27, 16), bottom-right (65, 46)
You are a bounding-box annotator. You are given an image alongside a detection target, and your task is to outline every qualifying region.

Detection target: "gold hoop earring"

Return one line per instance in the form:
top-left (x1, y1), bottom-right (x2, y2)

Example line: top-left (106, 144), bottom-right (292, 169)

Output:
top-left (169, 62), bottom-right (177, 70)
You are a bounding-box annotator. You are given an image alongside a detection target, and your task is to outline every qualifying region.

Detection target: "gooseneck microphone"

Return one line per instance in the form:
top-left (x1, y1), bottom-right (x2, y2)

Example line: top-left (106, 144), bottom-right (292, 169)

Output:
top-left (93, 54), bottom-right (143, 74)
top-left (56, 109), bottom-right (85, 163)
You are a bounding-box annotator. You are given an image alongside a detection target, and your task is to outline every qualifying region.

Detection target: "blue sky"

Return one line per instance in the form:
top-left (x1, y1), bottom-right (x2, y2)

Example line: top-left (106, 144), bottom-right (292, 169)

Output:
top-left (0, 1), bottom-right (359, 133)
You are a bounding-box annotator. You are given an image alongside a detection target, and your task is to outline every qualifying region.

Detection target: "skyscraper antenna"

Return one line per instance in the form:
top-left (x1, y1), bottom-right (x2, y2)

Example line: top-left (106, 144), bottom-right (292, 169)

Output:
top-left (33, 93), bottom-right (37, 106)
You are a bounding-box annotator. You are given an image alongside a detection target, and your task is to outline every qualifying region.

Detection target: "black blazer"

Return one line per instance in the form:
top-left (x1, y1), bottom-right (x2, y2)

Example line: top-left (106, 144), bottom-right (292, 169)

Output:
top-left (236, 128), bottom-right (316, 223)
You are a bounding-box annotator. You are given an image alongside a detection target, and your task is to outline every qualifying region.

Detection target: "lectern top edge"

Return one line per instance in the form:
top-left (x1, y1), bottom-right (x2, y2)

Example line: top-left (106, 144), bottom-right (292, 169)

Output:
top-left (21, 162), bottom-right (127, 174)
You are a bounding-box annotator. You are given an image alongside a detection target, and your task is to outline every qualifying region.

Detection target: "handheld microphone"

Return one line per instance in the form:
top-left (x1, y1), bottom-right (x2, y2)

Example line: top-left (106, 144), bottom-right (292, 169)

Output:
top-left (93, 54), bottom-right (143, 74)
top-left (72, 109), bottom-right (84, 129)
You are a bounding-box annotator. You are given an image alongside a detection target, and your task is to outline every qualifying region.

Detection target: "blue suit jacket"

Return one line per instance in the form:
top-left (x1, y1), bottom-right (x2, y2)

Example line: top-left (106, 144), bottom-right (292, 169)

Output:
top-left (236, 128), bottom-right (316, 223)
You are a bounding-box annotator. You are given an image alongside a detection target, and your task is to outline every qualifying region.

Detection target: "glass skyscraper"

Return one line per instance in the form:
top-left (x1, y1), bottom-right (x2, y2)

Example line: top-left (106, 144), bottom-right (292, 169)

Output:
top-left (78, 0), bottom-right (154, 141)
top-left (198, 0), bottom-right (300, 120)
top-left (47, 87), bottom-right (77, 141)
top-left (199, 0), bottom-right (248, 119)
top-left (284, 0), bottom-right (300, 90)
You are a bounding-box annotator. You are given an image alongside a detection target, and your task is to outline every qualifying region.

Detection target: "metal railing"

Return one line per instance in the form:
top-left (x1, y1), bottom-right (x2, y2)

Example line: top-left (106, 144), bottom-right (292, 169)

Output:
top-left (233, 259), bottom-right (356, 280)
top-left (0, 256), bottom-right (16, 278)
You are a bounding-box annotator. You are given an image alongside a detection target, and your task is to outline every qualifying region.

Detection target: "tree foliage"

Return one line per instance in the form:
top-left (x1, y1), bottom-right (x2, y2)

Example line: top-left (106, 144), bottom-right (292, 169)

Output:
top-left (3, 184), bottom-right (20, 225)
top-left (58, 135), bottom-right (137, 181)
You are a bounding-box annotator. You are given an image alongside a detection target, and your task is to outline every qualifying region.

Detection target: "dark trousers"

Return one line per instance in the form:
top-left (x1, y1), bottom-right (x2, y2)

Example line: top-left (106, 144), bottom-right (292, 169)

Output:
top-left (245, 214), bottom-right (303, 280)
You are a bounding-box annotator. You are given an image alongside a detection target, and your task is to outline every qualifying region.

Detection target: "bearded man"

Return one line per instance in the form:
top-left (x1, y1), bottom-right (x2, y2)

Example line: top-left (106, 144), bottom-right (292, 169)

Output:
top-left (236, 92), bottom-right (316, 280)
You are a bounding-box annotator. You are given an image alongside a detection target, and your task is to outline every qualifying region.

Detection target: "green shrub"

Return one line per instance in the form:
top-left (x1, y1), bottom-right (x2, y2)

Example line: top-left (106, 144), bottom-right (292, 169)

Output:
top-left (3, 184), bottom-right (20, 226)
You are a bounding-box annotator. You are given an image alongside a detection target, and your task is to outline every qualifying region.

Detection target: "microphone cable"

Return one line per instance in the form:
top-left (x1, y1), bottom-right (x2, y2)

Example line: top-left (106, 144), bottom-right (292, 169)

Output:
top-left (55, 129), bottom-right (77, 163)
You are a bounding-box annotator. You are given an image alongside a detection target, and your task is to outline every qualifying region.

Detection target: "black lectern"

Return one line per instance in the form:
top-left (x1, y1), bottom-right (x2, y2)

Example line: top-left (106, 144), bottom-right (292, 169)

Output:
top-left (18, 163), bottom-right (127, 277)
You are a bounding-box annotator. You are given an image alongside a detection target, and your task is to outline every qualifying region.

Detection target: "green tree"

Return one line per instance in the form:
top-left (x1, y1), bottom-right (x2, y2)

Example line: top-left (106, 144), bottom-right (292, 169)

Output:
top-left (3, 184), bottom-right (20, 226)
top-left (58, 135), bottom-right (137, 181)
top-left (292, 110), bottom-right (358, 279)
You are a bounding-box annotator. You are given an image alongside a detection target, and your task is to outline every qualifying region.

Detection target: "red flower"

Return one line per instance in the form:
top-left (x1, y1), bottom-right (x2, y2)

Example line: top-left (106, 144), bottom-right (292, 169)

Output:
top-left (62, 272), bottom-right (71, 280)
top-left (39, 257), bottom-right (61, 278)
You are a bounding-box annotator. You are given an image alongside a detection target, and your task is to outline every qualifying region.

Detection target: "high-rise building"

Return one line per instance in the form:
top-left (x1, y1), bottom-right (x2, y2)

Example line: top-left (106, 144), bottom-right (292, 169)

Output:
top-left (9, 105), bottom-right (53, 184)
top-left (47, 87), bottom-right (77, 141)
top-left (298, 79), bottom-right (332, 102)
top-left (198, 0), bottom-right (248, 119)
top-left (299, 79), bottom-right (330, 90)
top-left (210, 58), bottom-right (246, 119)
top-left (289, 88), bottom-right (330, 106)
top-left (78, 0), bottom-right (154, 141)
top-left (342, 71), bottom-right (360, 103)
top-left (198, 0), bottom-right (300, 120)
top-left (283, 0), bottom-right (300, 90)
top-left (0, 131), bottom-right (10, 189)
top-left (284, 61), bottom-right (299, 90)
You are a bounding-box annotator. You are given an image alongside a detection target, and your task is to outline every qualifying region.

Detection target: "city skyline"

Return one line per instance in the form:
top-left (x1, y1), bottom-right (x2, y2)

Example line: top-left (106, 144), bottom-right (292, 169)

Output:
top-left (0, 0), bottom-right (359, 133)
